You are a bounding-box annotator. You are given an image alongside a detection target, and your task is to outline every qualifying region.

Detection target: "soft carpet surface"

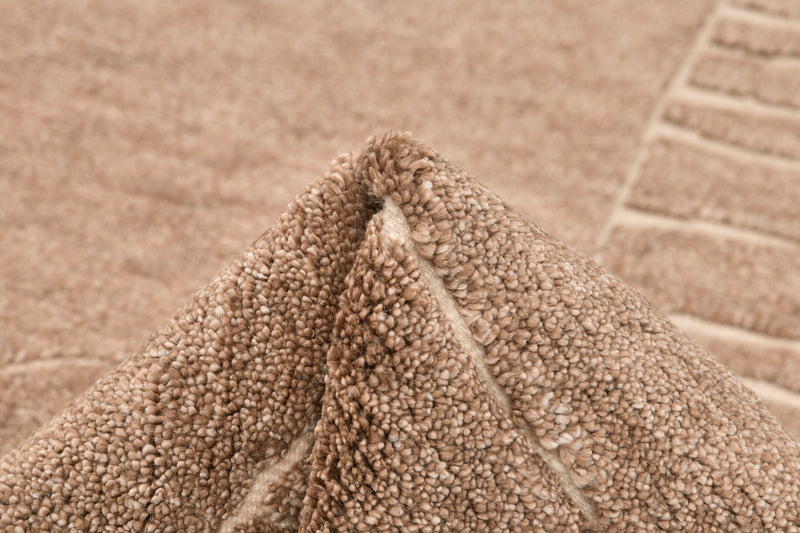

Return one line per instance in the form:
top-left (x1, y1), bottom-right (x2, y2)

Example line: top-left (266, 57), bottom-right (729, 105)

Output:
top-left (2, 133), bottom-right (799, 530)
top-left (4, 1), bottom-right (800, 456)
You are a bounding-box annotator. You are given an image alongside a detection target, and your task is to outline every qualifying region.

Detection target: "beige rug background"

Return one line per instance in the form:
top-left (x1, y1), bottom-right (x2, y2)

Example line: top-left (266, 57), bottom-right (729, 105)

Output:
top-left (2, 0), bottom-right (799, 456)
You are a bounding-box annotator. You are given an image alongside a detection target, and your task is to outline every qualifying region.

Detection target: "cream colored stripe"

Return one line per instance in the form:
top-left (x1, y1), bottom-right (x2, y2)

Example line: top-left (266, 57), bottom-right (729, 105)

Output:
top-left (670, 313), bottom-right (800, 410)
top-left (725, 2), bottom-right (800, 24)
top-left (670, 313), bottom-right (800, 351)
top-left (722, 3), bottom-right (800, 29)
top-left (655, 122), bottom-right (800, 170)
top-left (594, 2), bottom-right (725, 260)
top-left (612, 206), bottom-right (798, 250)
top-left (1, 357), bottom-right (112, 375)
top-left (675, 85), bottom-right (800, 118)
top-left (741, 377), bottom-right (800, 410)
top-left (380, 199), bottom-right (600, 529)
top-left (707, 40), bottom-right (800, 68)
top-left (218, 431), bottom-right (314, 533)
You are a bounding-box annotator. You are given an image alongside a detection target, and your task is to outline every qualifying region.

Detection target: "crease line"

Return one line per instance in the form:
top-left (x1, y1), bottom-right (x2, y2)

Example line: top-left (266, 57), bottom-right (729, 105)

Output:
top-left (380, 199), bottom-right (601, 529)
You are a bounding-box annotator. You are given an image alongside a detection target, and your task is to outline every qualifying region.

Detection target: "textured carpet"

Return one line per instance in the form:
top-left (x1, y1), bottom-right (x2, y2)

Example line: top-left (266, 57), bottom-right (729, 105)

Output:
top-left (2, 0), bottom-right (800, 529)
top-left (3, 132), bottom-right (800, 530)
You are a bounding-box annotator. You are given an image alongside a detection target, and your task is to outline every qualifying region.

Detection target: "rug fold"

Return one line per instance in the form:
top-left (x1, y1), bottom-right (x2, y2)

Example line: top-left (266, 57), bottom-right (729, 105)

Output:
top-left (2, 132), bottom-right (799, 531)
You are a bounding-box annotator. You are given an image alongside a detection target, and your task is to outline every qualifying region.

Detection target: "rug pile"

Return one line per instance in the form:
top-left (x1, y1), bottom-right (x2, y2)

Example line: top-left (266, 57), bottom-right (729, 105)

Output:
top-left (2, 133), bottom-right (798, 531)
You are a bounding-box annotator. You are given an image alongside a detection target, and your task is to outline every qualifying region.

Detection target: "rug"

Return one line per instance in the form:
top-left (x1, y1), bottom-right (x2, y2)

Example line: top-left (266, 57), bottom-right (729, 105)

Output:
top-left (3, 1), bottom-right (800, 455)
top-left (2, 133), bottom-right (799, 531)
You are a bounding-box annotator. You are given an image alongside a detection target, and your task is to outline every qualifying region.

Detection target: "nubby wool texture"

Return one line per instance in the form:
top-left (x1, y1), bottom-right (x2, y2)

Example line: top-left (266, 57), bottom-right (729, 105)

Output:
top-left (2, 133), bottom-right (799, 531)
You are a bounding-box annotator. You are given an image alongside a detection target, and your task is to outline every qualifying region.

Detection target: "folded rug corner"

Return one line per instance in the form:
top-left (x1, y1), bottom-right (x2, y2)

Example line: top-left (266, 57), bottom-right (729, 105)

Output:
top-left (2, 131), bottom-right (799, 532)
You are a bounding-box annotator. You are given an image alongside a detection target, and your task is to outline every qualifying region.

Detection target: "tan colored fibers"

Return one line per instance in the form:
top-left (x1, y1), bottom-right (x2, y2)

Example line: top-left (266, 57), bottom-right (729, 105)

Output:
top-left (220, 431), bottom-right (314, 533)
top-left (2, 133), bottom-right (800, 531)
top-left (380, 198), bottom-right (600, 528)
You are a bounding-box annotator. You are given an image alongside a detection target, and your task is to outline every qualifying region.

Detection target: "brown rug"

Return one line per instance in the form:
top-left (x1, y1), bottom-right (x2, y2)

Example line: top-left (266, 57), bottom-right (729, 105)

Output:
top-left (4, 1), bottom-right (800, 457)
top-left (3, 133), bottom-right (800, 530)
top-left (0, 0), bottom-right (717, 455)
top-left (3, 0), bottom-right (800, 529)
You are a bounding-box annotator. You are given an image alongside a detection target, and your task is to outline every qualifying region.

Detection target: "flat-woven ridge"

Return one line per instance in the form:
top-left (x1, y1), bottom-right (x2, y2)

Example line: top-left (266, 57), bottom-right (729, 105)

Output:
top-left (1, 132), bottom-right (800, 531)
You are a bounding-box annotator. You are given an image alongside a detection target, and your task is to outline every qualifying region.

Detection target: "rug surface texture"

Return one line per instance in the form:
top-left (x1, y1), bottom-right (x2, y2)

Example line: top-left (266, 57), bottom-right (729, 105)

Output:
top-left (2, 133), bottom-right (799, 531)
top-left (3, 0), bottom-right (800, 530)
top-left (3, 1), bottom-right (800, 453)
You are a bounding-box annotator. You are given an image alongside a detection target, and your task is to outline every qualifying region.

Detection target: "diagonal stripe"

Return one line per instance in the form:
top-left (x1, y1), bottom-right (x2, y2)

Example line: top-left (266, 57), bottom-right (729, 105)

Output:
top-left (218, 431), bottom-right (314, 533)
top-left (380, 199), bottom-right (601, 529)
